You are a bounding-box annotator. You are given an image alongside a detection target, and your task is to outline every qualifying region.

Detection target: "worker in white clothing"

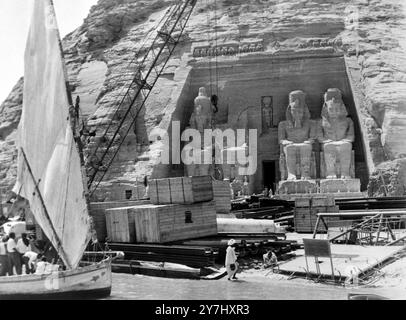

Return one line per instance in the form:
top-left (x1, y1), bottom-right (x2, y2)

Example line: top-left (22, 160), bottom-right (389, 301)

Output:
top-left (225, 239), bottom-right (239, 281)
top-left (7, 233), bottom-right (22, 275)
top-left (263, 250), bottom-right (278, 268)
top-left (23, 251), bottom-right (39, 274)
top-left (35, 256), bottom-right (50, 275)
top-left (17, 233), bottom-right (32, 274)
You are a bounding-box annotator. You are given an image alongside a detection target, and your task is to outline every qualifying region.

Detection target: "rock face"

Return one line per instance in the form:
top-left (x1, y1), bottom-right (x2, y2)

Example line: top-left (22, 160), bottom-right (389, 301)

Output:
top-left (1, 0), bottom-right (406, 200)
top-left (368, 159), bottom-right (406, 197)
top-left (0, 78), bottom-right (23, 193)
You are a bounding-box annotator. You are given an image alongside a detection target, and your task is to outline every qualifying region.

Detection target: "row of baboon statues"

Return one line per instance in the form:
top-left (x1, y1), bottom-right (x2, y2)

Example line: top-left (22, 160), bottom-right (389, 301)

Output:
top-left (193, 43), bottom-right (264, 57)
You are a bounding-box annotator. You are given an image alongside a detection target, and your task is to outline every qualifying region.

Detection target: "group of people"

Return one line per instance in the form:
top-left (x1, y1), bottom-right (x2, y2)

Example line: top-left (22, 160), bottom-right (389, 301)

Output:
top-left (260, 186), bottom-right (274, 198)
top-left (225, 239), bottom-right (278, 281)
top-left (0, 232), bottom-right (60, 277)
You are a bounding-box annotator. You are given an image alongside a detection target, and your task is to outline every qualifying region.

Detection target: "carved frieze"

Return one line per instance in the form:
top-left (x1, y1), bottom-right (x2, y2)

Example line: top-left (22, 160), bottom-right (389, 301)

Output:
top-left (193, 41), bottom-right (264, 58)
top-left (298, 38), bottom-right (343, 50)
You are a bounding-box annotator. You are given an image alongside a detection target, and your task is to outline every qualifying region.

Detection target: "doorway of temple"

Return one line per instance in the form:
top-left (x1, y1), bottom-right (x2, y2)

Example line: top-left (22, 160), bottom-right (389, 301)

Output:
top-left (262, 161), bottom-right (277, 194)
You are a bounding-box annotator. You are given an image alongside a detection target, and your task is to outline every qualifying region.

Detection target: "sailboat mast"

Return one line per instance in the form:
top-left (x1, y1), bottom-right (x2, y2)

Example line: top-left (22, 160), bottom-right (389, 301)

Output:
top-left (49, 1), bottom-right (94, 235)
top-left (20, 148), bottom-right (72, 270)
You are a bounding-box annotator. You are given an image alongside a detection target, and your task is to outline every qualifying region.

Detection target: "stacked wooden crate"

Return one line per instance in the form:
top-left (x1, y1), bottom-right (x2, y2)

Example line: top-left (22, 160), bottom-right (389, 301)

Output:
top-left (104, 176), bottom-right (218, 244)
top-left (90, 200), bottom-right (149, 242)
top-left (92, 182), bottom-right (147, 202)
top-left (149, 176), bottom-right (213, 204)
top-left (212, 180), bottom-right (232, 214)
top-left (131, 202), bottom-right (217, 243)
top-left (294, 195), bottom-right (339, 233)
top-left (104, 202), bottom-right (217, 244)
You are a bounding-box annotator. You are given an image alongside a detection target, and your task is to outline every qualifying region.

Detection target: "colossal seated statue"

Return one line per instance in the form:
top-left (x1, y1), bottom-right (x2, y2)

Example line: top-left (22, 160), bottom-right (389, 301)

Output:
top-left (319, 89), bottom-right (355, 179)
top-left (278, 90), bottom-right (314, 181)
top-left (186, 87), bottom-right (215, 177)
top-left (193, 87), bottom-right (215, 130)
top-left (190, 105), bottom-right (210, 135)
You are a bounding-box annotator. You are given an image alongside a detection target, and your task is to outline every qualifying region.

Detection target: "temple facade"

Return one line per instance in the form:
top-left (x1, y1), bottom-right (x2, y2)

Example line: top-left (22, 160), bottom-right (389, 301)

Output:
top-left (155, 53), bottom-right (369, 196)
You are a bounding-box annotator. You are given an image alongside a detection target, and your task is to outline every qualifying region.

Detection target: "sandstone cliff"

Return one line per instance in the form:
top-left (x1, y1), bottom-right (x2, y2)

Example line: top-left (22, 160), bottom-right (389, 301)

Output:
top-left (1, 0), bottom-right (406, 199)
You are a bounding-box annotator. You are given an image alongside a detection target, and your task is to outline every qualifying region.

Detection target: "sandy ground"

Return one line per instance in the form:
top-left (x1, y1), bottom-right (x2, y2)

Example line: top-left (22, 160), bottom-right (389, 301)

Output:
top-left (236, 232), bottom-right (406, 300)
top-left (243, 261), bottom-right (406, 299)
top-left (367, 255), bottom-right (406, 295)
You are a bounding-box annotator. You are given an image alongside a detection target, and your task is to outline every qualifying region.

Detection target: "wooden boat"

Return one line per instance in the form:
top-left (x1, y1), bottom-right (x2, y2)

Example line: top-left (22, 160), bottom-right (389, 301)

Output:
top-left (0, 0), bottom-right (117, 299)
top-left (0, 259), bottom-right (112, 300)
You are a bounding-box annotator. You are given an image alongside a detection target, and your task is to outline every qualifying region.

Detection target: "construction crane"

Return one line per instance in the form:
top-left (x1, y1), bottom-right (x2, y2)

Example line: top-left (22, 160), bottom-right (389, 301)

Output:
top-left (85, 0), bottom-right (198, 196)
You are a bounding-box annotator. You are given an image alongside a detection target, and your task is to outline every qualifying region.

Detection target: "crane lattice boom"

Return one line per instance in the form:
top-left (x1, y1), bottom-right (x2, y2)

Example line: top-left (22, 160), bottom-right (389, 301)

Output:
top-left (86, 0), bottom-right (197, 196)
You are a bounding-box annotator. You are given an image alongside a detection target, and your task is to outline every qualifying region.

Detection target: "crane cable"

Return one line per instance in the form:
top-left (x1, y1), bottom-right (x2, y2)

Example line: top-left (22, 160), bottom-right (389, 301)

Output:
top-left (206, 0), bottom-right (219, 113)
top-left (206, 0), bottom-right (213, 95)
top-left (214, 0), bottom-right (219, 97)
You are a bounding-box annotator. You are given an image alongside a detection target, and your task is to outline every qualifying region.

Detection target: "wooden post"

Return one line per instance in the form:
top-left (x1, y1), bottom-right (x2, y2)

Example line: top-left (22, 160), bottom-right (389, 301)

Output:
top-left (375, 213), bottom-right (384, 245)
top-left (321, 216), bottom-right (329, 232)
top-left (312, 216), bottom-right (321, 239)
top-left (387, 223), bottom-right (396, 241)
top-left (305, 255), bottom-right (309, 274)
top-left (329, 256), bottom-right (335, 281)
top-left (315, 257), bottom-right (320, 275)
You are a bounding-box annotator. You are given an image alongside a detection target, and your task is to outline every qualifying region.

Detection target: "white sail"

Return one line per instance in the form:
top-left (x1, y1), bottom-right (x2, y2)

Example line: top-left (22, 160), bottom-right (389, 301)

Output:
top-left (13, 0), bottom-right (91, 269)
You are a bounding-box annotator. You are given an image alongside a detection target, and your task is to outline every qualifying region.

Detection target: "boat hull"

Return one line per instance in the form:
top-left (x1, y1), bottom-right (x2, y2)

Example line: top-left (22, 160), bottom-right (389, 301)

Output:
top-left (0, 259), bottom-right (112, 300)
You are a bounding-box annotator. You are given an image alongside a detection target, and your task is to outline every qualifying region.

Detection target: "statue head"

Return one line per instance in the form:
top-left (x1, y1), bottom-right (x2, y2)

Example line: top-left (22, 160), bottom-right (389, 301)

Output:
top-left (322, 88), bottom-right (348, 124)
top-left (198, 87), bottom-right (208, 97)
top-left (286, 90), bottom-right (310, 128)
top-left (262, 96), bottom-right (272, 108)
top-left (324, 88), bottom-right (342, 103)
top-left (323, 98), bottom-right (348, 121)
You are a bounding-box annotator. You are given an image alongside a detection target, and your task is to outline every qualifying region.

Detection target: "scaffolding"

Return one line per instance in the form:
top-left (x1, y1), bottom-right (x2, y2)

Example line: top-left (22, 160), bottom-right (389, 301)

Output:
top-left (313, 210), bottom-right (406, 246)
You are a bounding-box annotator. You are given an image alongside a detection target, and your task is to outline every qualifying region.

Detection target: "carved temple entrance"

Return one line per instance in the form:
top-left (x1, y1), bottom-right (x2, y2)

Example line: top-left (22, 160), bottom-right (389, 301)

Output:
top-left (163, 53), bottom-right (370, 194)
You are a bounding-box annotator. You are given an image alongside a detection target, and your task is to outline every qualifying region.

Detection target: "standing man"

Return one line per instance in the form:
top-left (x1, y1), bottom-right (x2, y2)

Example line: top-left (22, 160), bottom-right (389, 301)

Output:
top-left (225, 239), bottom-right (239, 281)
top-left (7, 232), bottom-right (22, 275)
top-left (17, 233), bottom-right (32, 274)
top-left (0, 236), bottom-right (10, 276)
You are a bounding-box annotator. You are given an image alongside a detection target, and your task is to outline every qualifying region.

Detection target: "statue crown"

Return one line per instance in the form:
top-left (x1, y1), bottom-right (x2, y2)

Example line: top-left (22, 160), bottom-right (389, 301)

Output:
top-left (198, 87), bottom-right (208, 97)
